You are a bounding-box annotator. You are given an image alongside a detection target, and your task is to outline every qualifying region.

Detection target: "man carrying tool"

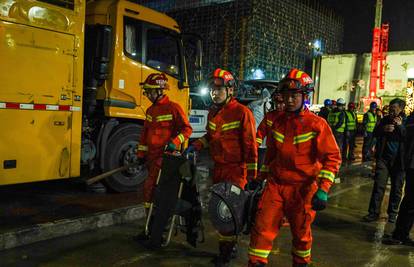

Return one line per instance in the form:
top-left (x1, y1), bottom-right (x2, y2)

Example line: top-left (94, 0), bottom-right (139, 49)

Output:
top-left (247, 69), bottom-right (341, 267)
top-left (135, 73), bottom-right (192, 224)
top-left (186, 68), bottom-right (258, 267)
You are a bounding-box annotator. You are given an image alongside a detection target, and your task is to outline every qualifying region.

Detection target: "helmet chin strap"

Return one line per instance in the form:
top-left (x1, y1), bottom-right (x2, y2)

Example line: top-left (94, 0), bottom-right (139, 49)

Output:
top-left (288, 93), bottom-right (305, 114)
top-left (153, 89), bottom-right (164, 103)
top-left (214, 87), bottom-right (232, 107)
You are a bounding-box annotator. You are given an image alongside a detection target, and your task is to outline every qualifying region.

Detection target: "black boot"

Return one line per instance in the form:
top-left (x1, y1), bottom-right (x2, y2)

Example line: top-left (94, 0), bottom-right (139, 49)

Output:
top-left (248, 261), bottom-right (266, 267)
top-left (293, 263), bottom-right (308, 267)
top-left (211, 241), bottom-right (236, 267)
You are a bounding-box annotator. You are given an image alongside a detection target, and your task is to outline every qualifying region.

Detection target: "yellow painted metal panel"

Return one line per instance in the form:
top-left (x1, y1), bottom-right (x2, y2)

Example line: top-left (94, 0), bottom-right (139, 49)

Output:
top-left (0, 110), bottom-right (72, 185)
top-left (0, 0), bottom-right (85, 182)
top-left (0, 0), bottom-right (82, 35)
top-left (0, 21), bottom-right (75, 105)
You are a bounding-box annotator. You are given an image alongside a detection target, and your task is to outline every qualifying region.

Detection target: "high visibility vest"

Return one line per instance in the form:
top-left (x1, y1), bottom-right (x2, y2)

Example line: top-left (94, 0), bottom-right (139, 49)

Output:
top-left (345, 111), bottom-right (356, 131)
top-left (327, 111), bottom-right (345, 133)
top-left (365, 111), bottom-right (377, 133)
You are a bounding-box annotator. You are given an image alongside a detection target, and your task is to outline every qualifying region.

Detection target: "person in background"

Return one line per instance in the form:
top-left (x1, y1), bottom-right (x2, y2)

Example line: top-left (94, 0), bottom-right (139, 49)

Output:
top-left (327, 98), bottom-right (346, 154)
top-left (362, 102), bottom-right (378, 162)
top-left (318, 99), bottom-right (332, 121)
top-left (248, 88), bottom-right (272, 131)
top-left (255, 91), bottom-right (285, 171)
top-left (382, 105), bottom-right (390, 117)
top-left (363, 98), bottom-right (406, 223)
top-left (383, 112), bottom-right (414, 246)
top-left (331, 99), bottom-right (337, 110)
top-left (273, 92), bottom-right (286, 112)
top-left (344, 102), bottom-right (357, 161)
top-left (376, 107), bottom-right (384, 120)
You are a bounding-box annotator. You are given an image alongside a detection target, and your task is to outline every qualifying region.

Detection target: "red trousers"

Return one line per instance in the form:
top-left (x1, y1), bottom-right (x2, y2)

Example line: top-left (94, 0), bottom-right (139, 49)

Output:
top-left (213, 163), bottom-right (247, 188)
top-left (248, 181), bottom-right (318, 265)
top-left (142, 158), bottom-right (162, 206)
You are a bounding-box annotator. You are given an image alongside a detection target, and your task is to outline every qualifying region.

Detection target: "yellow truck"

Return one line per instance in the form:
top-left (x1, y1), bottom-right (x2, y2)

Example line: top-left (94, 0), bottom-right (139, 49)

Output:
top-left (0, 0), bottom-right (201, 192)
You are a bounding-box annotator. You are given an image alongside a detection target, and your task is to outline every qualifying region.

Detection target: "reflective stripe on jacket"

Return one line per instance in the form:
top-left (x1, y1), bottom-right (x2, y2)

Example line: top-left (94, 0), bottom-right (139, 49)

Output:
top-left (193, 98), bottom-right (258, 178)
top-left (137, 96), bottom-right (192, 160)
top-left (256, 110), bottom-right (280, 146)
top-left (345, 111), bottom-right (357, 131)
top-left (264, 109), bottom-right (341, 192)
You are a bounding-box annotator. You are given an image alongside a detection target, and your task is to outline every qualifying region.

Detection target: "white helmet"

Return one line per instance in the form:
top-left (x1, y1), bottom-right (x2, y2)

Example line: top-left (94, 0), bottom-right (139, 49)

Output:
top-left (337, 98), bottom-right (346, 105)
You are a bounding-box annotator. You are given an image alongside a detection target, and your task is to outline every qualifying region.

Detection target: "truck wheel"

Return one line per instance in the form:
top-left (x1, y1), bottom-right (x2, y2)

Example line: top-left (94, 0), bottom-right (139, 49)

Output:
top-left (104, 123), bottom-right (147, 192)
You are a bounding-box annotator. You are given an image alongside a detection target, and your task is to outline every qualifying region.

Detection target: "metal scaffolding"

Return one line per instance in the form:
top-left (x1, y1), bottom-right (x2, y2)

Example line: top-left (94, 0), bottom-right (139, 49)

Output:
top-left (137, 0), bottom-right (344, 81)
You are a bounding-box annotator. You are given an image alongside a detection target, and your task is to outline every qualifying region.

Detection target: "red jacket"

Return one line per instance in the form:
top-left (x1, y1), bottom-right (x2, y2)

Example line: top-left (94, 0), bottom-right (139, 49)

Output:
top-left (193, 98), bottom-right (258, 179)
top-left (262, 109), bottom-right (341, 192)
top-left (256, 110), bottom-right (281, 147)
top-left (137, 96), bottom-right (192, 160)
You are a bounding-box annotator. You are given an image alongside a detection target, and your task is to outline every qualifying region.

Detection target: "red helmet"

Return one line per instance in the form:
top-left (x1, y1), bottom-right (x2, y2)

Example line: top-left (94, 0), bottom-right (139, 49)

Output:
top-left (210, 68), bottom-right (235, 88)
top-left (348, 102), bottom-right (355, 109)
top-left (331, 99), bottom-right (337, 105)
top-left (142, 73), bottom-right (169, 90)
top-left (278, 68), bottom-right (314, 94)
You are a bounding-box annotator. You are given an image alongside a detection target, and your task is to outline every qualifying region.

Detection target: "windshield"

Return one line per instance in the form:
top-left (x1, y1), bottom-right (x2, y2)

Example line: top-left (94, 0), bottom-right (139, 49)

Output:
top-left (146, 28), bottom-right (181, 78)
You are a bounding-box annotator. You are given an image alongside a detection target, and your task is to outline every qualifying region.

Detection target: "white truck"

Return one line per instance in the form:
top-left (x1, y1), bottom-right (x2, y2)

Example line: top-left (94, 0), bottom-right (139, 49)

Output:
top-left (313, 50), bottom-right (414, 111)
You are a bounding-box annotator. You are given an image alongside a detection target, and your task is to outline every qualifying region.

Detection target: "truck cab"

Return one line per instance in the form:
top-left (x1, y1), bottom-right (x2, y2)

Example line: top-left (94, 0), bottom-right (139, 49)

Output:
top-left (0, 0), bottom-right (202, 192)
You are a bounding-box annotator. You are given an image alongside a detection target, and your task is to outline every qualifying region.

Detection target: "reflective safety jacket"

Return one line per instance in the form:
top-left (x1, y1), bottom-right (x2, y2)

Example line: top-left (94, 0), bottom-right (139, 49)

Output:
top-left (327, 110), bottom-right (346, 133)
top-left (256, 110), bottom-right (280, 147)
top-left (262, 109), bottom-right (341, 192)
top-left (137, 96), bottom-right (192, 160)
top-left (193, 98), bottom-right (258, 179)
top-left (345, 110), bottom-right (357, 131)
top-left (363, 111), bottom-right (377, 133)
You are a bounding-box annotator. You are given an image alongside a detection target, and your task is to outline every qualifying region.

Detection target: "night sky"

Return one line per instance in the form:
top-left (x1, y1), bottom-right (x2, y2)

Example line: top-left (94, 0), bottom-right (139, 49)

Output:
top-left (324, 0), bottom-right (414, 53)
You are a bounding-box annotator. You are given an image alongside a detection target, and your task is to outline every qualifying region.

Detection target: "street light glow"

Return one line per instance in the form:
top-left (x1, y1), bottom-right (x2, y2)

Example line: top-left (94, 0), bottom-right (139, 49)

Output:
top-left (252, 69), bottom-right (265, 79)
top-left (200, 87), bottom-right (208, 95)
top-left (313, 39), bottom-right (321, 51)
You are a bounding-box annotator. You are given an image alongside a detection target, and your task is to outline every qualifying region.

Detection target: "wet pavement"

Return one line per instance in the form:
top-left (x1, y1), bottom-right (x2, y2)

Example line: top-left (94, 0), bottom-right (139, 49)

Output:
top-left (2, 160), bottom-right (413, 266)
top-left (2, 137), bottom-right (413, 266)
top-left (0, 179), bottom-right (141, 233)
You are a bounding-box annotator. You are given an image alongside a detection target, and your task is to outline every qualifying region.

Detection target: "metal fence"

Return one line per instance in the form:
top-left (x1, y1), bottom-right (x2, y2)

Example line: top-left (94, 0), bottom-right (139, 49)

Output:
top-left (137, 0), bottom-right (344, 81)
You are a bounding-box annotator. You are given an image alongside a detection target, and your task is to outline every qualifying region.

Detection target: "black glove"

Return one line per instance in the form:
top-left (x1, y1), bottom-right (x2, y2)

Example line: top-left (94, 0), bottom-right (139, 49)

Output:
top-left (245, 180), bottom-right (262, 191)
top-left (311, 189), bottom-right (328, 211)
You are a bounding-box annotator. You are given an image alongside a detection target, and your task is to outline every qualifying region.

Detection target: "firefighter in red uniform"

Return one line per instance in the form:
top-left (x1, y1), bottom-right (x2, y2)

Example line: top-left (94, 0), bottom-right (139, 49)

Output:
top-left (256, 92), bottom-right (285, 172)
top-left (186, 68), bottom-right (258, 266)
top-left (248, 69), bottom-right (341, 267)
top-left (136, 73), bottom-right (192, 212)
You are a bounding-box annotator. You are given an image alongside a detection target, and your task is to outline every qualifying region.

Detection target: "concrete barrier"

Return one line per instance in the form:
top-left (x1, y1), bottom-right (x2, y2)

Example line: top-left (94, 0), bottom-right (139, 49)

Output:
top-left (0, 205), bottom-right (145, 251)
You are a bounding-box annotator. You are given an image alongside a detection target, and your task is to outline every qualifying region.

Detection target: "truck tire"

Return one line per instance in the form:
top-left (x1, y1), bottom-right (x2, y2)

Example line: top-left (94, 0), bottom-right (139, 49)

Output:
top-left (104, 123), bottom-right (147, 192)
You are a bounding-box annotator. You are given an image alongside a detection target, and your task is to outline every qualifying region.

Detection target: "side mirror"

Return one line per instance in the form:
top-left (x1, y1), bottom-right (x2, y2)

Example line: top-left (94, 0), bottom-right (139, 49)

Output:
top-left (194, 38), bottom-right (203, 81)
